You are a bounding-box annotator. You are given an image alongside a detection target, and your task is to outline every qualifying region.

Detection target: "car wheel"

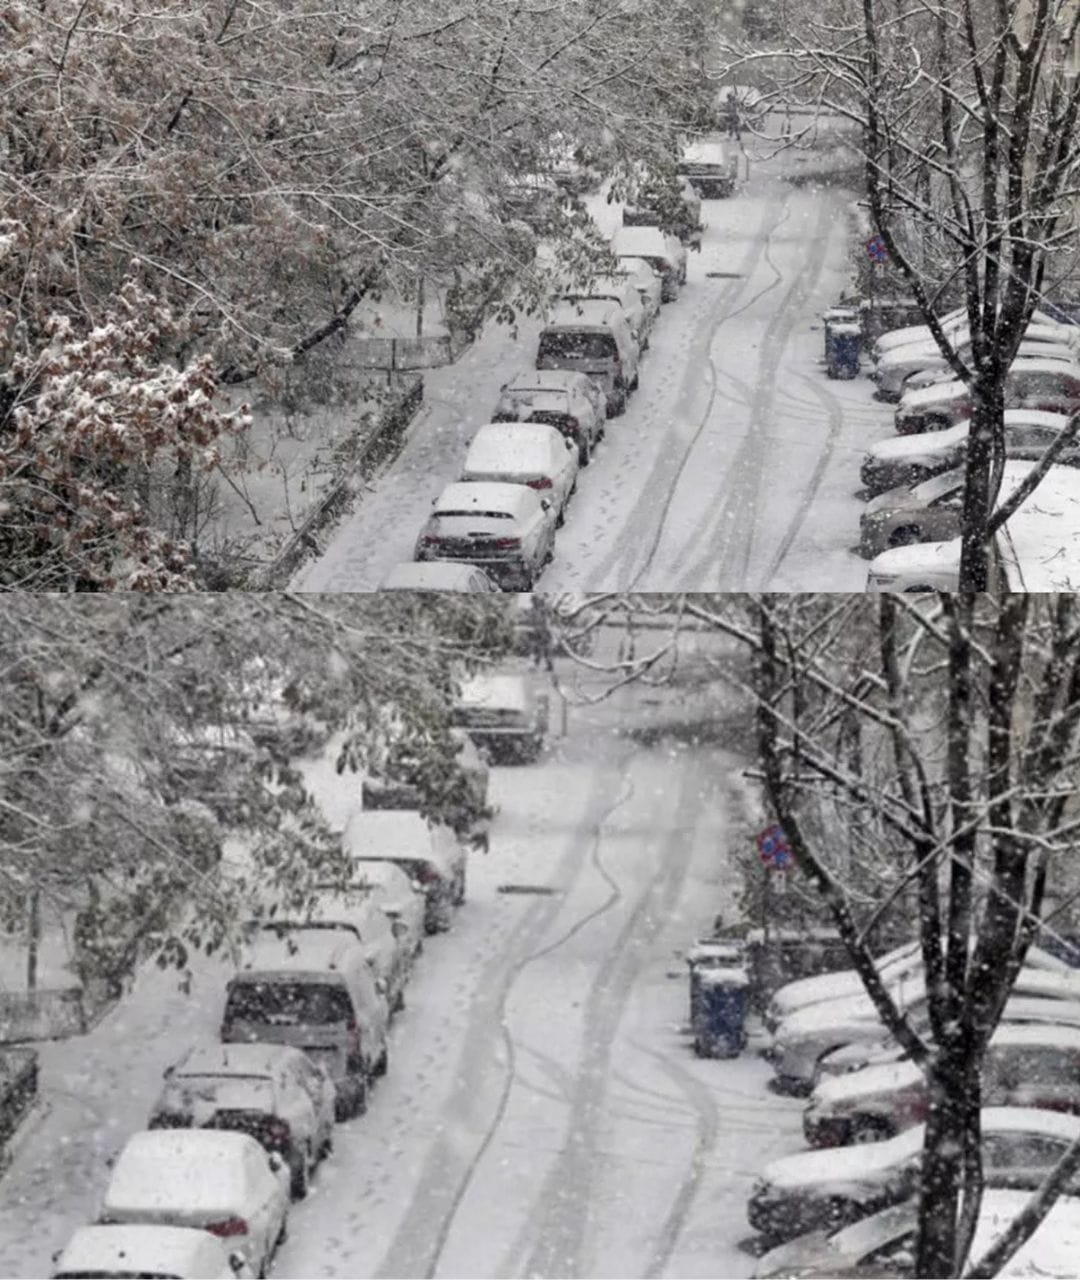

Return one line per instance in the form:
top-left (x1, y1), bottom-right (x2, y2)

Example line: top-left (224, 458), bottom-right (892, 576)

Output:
top-left (556, 503), bottom-right (566, 528)
top-left (319, 1128), bottom-right (333, 1160)
top-left (579, 435), bottom-right (592, 466)
top-left (455, 866), bottom-right (466, 905)
top-left (290, 1145), bottom-right (310, 1200)
top-left (630, 369), bottom-right (639, 392)
top-left (888, 525), bottom-right (922, 547)
top-left (336, 1076), bottom-right (367, 1120)
top-left (851, 1116), bottom-right (893, 1144)
top-left (393, 985), bottom-right (406, 1014)
top-left (374, 1043), bottom-right (389, 1077)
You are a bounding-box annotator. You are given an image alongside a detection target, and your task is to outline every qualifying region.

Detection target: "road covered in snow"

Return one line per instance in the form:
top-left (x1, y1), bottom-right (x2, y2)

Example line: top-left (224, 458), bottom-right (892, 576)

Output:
top-left (296, 118), bottom-right (894, 593)
top-left (0, 671), bottom-right (803, 1279)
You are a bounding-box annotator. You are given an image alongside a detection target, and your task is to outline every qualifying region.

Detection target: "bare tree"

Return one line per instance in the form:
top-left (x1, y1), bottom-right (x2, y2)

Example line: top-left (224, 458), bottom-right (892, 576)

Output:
top-left (719, 0), bottom-right (1080, 588)
top-left (555, 591), bottom-right (1080, 1278)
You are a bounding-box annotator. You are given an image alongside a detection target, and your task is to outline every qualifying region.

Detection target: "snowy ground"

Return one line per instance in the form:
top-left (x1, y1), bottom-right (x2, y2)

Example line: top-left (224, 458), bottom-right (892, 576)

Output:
top-left (295, 119), bottom-right (895, 592)
top-left (0, 674), bottom-right (805, 1279)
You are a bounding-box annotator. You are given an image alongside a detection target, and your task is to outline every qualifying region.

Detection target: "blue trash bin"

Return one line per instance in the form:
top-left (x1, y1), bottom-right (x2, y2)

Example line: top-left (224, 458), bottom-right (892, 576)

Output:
top-left (822, 307), bottom-right (860, 359)
top-left (691, 962), bottom-right (750, 1058)
top-left (826, 322), bottom-right (862, 379)
top-left (687, 940), bottom-right (746, 1025)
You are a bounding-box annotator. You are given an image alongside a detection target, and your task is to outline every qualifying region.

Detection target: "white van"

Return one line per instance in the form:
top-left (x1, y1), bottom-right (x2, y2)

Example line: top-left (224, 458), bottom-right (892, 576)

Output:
top-left (341, 809), bottom-right (467, 933)
top-left (536, 298), bottom-right (640, 416)
top-left (451, 673), bottom-right (549, 763)
top-left (610, 225), bottom-right (687, 303)
top-left (221, 928), bottom-right (389, 1120)
top-left (677, 139), bottom-right (738, 198)
top-left (866, 461), bottom-right (1080, 591)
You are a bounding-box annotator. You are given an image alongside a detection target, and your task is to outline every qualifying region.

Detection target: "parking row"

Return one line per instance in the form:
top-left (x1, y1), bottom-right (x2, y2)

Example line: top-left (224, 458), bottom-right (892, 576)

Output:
top-left (381, 161), bottom-right (726, 592)
top-left (49, 674), bottom-right (545, 1280)
top-left (827, 302), bottom-right (1080, 590)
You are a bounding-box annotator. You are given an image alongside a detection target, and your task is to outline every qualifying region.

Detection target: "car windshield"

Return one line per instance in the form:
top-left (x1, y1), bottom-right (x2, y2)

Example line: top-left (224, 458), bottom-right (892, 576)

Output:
top-left (164, 1073), bottom-right (274, 1110)
top-left (224, 980), bottom-right (352, 1024)
top-left (538, 331), bottom-right (615, 360)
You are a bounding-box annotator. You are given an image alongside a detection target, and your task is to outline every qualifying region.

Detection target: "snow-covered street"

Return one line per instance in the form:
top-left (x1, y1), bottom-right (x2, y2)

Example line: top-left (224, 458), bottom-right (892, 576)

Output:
top-left (0, 677), bottom-right (803, 1279)
top-left (296, 127), bottom-right (891, 593)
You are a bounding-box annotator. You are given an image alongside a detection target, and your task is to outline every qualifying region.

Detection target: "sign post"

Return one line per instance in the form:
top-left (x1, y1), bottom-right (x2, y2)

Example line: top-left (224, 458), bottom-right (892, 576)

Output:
top-left (756, 824), bottom-right (795, 943)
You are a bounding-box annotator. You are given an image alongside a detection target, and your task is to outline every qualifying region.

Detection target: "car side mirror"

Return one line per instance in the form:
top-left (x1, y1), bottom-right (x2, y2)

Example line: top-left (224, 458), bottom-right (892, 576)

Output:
top-left (375, 978), bottom-right (388, 997)
top-left (268, 1151), bottom-right (284, 1173)
top-left (229, 1249), bottom-right (247, 1276)
top-left (541, 498), bottom-right (552, 512)
top-left (391, 919), bottom-right (409, 939)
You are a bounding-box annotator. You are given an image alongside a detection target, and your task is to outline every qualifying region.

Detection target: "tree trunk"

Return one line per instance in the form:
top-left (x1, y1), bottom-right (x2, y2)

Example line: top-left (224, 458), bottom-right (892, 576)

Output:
top-left (26, 890), bottom-right (40, 992)
top-left (958, 379), bottom-right (1004, 591)
top-left (917, 1051), bottom-right (979, 1277)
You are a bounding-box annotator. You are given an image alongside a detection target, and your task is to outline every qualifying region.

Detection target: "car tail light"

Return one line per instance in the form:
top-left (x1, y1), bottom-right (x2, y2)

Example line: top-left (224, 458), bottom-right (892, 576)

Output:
top-left (492, 536), bottom-right (521, 549)
top-left (266, 1117), bottom-right (291, 1148)
top-left (804, 1116), bottom-right (851, 1148)
top-left (206, 1217), bottom-right (249, 1238)
top-left (421, 534), bottom-right (444, 545)
top-left (415, 863), bottom-right (442, 885)
top-left (346, 1018), bottom-right (362, 1055)
top-left (527, 477), bottom-right (553, 490)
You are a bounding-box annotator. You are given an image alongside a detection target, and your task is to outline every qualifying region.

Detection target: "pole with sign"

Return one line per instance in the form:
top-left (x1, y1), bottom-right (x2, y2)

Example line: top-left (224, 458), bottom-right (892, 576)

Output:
top-left (756, 824), bottom-right (795, 943)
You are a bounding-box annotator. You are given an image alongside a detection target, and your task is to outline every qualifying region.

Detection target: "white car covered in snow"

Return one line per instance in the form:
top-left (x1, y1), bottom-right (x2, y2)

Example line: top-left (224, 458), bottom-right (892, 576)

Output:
top-left (872, 328), bottom-right (1080, 400)
top-left (754, 1187), bottom-right (1080, 1279)
top-left (764, 941), bottom-right (921, 1035)
top-left (748, 1106), bottom-right (1080, 1246)
top-left (492, 369), bottom-right (606, 465)
top-left (870, 305), bottom-right (1066, 362)
top-left (859, 409), bottom-right (1078, 496)
top-left (460, 423), bottom-right (580, 526)
top-left (379, 562), bottom-right (499, 591)
top-left (771, 968), bottom-right (1080, 1091)
top-left (51, 1224), bottom-right (253, 1279)
top-left (99, 1130), bottom-right (289, 1276)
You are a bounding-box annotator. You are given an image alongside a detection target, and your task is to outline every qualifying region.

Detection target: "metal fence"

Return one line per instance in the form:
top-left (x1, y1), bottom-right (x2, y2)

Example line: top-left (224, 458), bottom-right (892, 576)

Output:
top-left (0, 1048), bottom-right (37, 1169)
top-left (350, 331), bottom-right (471, 373)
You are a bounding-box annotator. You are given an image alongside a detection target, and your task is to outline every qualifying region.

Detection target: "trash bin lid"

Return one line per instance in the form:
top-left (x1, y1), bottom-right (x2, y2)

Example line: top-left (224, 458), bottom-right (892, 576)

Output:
top-left (698, 966), bottom-right (750, 988)
top-left (688, 940), bottom-right (745, 965)
top-left (830, 323), bottom-right (862, 335)
top-left (823, 307), bottom-right (860, 323)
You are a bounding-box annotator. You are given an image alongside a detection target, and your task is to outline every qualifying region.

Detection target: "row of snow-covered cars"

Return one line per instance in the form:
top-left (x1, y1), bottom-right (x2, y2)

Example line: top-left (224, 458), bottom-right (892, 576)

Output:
top-left (50, 675), bottom-right (544, 1280)
top-left (746, 939), bottom-right (1080, 1277)
top-left (853, 306), bottom-right (1080, 587)
top-left (381, 215), bottom-right (697, 591)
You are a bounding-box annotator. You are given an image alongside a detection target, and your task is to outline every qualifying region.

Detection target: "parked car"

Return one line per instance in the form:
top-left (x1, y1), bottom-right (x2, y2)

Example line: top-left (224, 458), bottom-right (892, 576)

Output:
top-left (764, 941), bottom-right (921, 1035)
top-left (148, 1043), bottom-right (334, 1199)
top-left (52, 1224), bottom-right (253, 1280)
top-left (379, 562), bottom-right (498, 591)
top-left (754, 1188), bottom-right (1080, 1280)
top-left (610, 225), bottom-right (687, 302)
top-left (491, 368), bottom-right (606, 465)
top-left (858, 467), bottom-right (966, 557)
top-left (872, 329), bottom-right (1079, 400)
top-left (872, 305), bottom-right (1067, 362)
top-left (98, 1130), bottom-right (289, 1278)
top-left (341, 808), bottom-right (467, 934)
top-left (536, 297), bottom-right (640, 415)
top-left (414, 481), bottom-right (556, 591)
top-left (676, 138), bottom-right (738, 198)
top-left (255, 888), bottom-right (408, 1017)
top-left (562, 276), bottom-right (652, 350)
top-left (748, 1106), bottom-right (1080, 1246)
top-left (860, 409), bottom-right (1079, 496)
top-left (610, 257), bottom-right (664, 331)
top-left (622, 177), bottom-right (704, 248)
top-left (803, 1023), bottom-right (1080, 1147)
top-left (460, 422), bottom-right (579, 526)
top-left (325, 861), bottom-right (427, 965)
top-left (451, 672), bottom-right (549, 763)
top-left (771, 967), bottom-right (1080, 1093)
top-left (895, 359), bottom-right (1080, 434)
top-left (221, 928), bottom-right (389, 1120)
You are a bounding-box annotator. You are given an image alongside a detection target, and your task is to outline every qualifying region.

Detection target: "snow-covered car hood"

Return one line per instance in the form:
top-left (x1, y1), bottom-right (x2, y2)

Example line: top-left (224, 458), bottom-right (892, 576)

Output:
top-left (760, 1126), bottom-right (923, 1192)
top-left (897, 378), bottom-right (967, 412)
top-left (865, 423), bottom-right (969, 463)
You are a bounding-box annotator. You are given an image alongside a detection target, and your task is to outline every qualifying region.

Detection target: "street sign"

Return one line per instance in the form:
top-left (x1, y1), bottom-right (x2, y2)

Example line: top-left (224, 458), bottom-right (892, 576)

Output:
top-left (866, 235), bottom-right (889, 264)
top-left (756, 823), bottom-right (795, 870)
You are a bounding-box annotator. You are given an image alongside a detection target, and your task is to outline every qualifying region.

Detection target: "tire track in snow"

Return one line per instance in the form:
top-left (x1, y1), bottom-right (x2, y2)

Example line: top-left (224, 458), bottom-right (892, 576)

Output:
top-left (512, 755), bottom-right (710, 1280)
top-left (374, 755), bottom-right (637, 1280)
top-left (575, 187), bottom-right (797, 588)
top-left (762, 368), bottom-right (847, 584)
top-left (672, 186), bottom-right (843, 589)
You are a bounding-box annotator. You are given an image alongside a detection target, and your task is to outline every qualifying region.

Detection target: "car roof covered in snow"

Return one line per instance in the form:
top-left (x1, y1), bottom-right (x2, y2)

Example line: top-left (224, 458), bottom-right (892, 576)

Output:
top-left (240, 925), bottom-right (364, 976)
top-left (899, 378), bottom-right (967, 409)
top-left (458, 672), bottom-right (531, 713)
top-left (433, 480), bottom-right (540, 519)
top-left (999, 460), bottom-right (1080, 591)
top-left (610, 225), bottom-right (676, 258)
top-left (768, 942), bottom-right (921, 1014)
top-left (171, 1042), bottom-right (295, 1077)
top-left (52, 1224), bottom-right (235, 1279)
top-left (103, 1130), bottom-right (262, 1214)
top-left (341, 808), bottom-right (456, 865)
top-left (868, 421), bottom-right (971, 461)
top-left (463, 423), bottom-right (566, 473)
